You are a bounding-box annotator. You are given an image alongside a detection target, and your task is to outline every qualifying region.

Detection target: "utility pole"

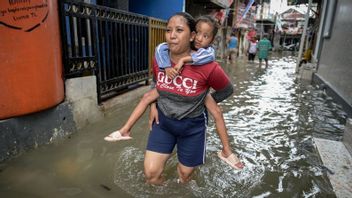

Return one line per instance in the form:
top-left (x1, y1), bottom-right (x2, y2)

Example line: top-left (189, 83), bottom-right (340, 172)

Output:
top-left (260, 0), bottom-right (263, 39)
top-left (222, 9), bottom-right (228, 59)
top-left (232, 0), bottom-right (239, 56)
top-left (232, 0), bottom-right (239, 28)
top-left (296, 0), bottom-right (312, 73)
top-left (222, 2), bottom-right (233, 60)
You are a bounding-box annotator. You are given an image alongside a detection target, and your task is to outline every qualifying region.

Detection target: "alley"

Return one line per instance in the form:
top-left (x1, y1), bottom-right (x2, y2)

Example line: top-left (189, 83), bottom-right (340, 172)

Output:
top-left (0, 53), bottom-right (346, 197)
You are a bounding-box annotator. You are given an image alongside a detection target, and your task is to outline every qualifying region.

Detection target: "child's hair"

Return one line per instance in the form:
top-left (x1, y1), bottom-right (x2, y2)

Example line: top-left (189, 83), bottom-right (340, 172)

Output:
top-left (195, 15), bottom-right (218, 42)
top-left (168, 12), bottom-right (196, 33)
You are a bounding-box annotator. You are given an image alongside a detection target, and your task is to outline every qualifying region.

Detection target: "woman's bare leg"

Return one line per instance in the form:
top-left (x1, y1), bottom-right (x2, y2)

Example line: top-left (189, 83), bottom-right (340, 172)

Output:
top-left (177, 163), bottom-right (195, 183)
top-left (144, 150), bottom-right (170, 185)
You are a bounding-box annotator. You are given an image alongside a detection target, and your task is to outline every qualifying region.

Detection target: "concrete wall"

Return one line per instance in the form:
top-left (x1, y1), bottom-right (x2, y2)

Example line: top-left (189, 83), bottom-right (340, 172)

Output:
top-left (315, 0), bottom-right (352, 116)
top-left (0, 76), bottom-right (149, 162)
top-left (0, 103), bottom-right (76, 162)
top-left (65, 76), bottom-right (104, 130)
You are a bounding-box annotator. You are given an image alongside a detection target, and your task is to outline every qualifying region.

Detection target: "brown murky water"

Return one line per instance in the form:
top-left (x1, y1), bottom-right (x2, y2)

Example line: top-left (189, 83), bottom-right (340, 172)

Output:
top-left (0, 53), bottom-right (346, 197)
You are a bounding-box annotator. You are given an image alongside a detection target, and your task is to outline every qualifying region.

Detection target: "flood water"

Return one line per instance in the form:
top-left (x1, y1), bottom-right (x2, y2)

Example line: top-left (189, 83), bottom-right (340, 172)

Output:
top-left (0, 53), bottom-right (347, 198)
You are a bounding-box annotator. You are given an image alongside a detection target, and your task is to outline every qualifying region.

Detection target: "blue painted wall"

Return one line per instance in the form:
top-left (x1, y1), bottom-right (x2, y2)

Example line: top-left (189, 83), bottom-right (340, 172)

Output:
top-left (129, 0), bottom-right (183, 20)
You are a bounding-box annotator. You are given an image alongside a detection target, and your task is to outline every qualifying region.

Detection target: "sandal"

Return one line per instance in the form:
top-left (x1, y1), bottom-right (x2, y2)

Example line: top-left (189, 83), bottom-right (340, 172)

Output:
top-left (104, 131), bottom-right (132, 142)
top-left (217, 151), bottom-right (244, 170)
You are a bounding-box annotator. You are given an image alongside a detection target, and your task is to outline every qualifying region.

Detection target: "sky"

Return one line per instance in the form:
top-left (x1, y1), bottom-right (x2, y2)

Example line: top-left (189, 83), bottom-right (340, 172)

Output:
top-left (270, 0), bottom-right (289, 13)
top-left (270, 0), bottom-right (308, 14)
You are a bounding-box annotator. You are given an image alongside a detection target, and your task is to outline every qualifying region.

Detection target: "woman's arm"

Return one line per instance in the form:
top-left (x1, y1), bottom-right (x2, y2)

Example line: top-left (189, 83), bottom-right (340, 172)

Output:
top-left (149, 102), bottom-right (159, 130)
top-left (210, 83), bottom-right (234, 103)
top-left (208, 64), bottom-right (234, 103)
top-left (148, 58), bottom-right (160, 130)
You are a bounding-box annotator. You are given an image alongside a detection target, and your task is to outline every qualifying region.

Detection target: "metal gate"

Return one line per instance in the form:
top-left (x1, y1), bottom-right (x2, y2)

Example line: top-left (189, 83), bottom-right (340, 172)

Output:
top-left (59, 0), bottom-right (151, 103)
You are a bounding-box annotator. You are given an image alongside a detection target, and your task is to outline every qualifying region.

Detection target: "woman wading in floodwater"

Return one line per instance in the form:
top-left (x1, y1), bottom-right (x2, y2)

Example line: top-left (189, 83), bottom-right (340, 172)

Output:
top-left (144, 12), bottom-right (236, 184)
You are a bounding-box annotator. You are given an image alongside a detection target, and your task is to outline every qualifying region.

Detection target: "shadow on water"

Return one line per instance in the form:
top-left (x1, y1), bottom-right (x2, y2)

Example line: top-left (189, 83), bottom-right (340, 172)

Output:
top-left (0, 53), bottom-right (346, 197)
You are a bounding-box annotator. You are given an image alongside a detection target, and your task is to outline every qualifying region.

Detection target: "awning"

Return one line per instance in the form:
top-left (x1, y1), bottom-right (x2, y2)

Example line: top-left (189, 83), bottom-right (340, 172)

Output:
top-left (287, 0), bottom-right (320, 5)
top-left (192, 0), bottom-right (233, 9)
top-left (210, 0), bottom-right (233, 8)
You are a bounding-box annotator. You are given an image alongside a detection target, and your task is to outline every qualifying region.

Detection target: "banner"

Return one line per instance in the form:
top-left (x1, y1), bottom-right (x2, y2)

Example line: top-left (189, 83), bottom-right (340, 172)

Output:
top-left (236, 3), bottom-right (256, 29)
top-left (211, 9), bottom-right (227, 25)
top-left (241, 0), bottom-right (255, 20)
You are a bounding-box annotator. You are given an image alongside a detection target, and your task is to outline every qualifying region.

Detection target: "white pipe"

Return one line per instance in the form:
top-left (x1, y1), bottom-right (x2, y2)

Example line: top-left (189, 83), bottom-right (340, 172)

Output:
top-left (296, 0), bottom-right (312, 72)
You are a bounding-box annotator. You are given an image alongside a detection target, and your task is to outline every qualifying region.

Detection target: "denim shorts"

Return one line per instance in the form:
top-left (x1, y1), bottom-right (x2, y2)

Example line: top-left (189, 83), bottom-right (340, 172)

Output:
top-left (146, 108), bottom-right (207, 167)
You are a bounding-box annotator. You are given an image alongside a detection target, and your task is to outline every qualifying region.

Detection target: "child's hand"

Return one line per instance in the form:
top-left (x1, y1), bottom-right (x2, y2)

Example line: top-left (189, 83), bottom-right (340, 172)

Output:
top-left (174, 58), bottom-right (186, 74)
top-left (174, 62), bottom-right (183, 73)
top-left (165, 67), bottom-right (178, 79)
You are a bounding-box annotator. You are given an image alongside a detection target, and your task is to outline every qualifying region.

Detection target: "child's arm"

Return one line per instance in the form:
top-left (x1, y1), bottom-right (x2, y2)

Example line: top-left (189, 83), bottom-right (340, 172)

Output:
top-left (191, 47), bottom-right (215, 65)
top-left (173, 47), bottom-right (216, 73)
top-left (155, 42), bottom-right (178, 79)
top-left (155, 42), bottom-right (171, 69)
top-left (204, 94), bottom-right (232, 157)
top-left (174, 55), bottom-right (192, 72)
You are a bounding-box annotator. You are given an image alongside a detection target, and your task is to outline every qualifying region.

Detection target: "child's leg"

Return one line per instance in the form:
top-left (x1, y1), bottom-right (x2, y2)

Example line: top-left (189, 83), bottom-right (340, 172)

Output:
top-left (204, 94), bottom-right (232, 157)
top-left (205, 94), bottom-right (244, 169)
top-left (119, 89), bottom-right (159, 135)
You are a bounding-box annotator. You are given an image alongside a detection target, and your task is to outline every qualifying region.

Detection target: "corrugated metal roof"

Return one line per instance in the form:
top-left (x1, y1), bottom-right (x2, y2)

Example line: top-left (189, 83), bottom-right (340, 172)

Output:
top-left (287, 0), bottom-right (320, 5)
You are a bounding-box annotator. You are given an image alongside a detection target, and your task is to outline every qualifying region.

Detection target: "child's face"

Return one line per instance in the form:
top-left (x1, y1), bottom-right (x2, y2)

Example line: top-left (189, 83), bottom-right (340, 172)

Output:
top-left (194, 22), bottom-right (214, 49)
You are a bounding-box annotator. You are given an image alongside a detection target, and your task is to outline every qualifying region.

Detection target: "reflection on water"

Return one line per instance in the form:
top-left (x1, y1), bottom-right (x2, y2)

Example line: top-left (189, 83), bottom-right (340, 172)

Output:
top-left (0, 54), bottom-right (345, 197)
top-left (113, 146), bottom-right (265, 198)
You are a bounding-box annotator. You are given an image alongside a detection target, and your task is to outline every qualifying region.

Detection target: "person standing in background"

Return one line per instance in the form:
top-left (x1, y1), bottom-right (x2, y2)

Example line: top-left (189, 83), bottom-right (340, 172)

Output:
top-left (227, 32), bottom-right (238, 63)
top-left (247, 37), bottom-right (257, 62)
top-left (257, 34), bottom-right (272, 68)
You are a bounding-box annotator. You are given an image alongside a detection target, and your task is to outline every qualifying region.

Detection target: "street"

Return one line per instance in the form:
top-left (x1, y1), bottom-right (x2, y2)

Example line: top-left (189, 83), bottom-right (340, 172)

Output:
top-left (0, 52), bottom-right (345, 197)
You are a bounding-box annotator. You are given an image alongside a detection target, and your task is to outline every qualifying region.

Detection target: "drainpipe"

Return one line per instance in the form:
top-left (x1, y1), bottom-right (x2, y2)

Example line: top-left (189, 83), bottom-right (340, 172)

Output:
top-left (296, 0), bottom-right (312, 73)
top-left (232, 0), bottom-right (238, 28)
top-left (223, 14), bottom-right (227, 59)
top-left (223, 8), bottom-right (229, 59)
top-left (233, 0), bottom-right (239, 55)
top-left (260, 0), bottom-right (263, 39)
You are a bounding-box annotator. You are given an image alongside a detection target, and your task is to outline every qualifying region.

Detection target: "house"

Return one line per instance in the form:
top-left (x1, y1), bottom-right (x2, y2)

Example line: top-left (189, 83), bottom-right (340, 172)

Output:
top-left (279, 8), bottom-right (305, 49)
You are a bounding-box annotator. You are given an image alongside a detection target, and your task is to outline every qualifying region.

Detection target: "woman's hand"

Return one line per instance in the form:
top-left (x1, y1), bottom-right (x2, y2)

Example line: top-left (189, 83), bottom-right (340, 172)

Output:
top-left (149, 103), bottom-right (159, 130)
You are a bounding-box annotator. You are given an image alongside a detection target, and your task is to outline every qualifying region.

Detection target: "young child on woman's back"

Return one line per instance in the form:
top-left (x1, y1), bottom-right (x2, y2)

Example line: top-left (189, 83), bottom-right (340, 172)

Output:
top-left (104, 15), bottom-right (244, 170)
